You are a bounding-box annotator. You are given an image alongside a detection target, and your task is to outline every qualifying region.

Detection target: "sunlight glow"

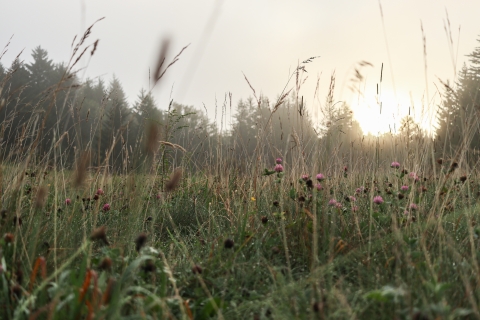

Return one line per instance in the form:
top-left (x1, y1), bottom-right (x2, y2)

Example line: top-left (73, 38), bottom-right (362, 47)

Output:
top-left (349, 91), bottom-right (428, 136)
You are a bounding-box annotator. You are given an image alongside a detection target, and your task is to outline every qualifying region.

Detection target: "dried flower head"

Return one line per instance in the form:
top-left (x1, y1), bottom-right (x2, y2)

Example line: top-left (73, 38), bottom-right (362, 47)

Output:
top-left (134, 233), bottom-right (148, 252)
top-left (192, 264), bottom-right (203, 274)
top-left (224, 238), bottom-right (234, 249)
top-left (90, 226), bottom-right (109, 245)
top-left (98, 257), bottom-right (112, 271)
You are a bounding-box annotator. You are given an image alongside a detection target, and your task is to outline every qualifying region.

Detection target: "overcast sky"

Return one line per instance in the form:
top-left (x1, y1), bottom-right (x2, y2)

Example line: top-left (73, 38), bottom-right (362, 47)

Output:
top-left (1, 0), bottom-right (479, 134)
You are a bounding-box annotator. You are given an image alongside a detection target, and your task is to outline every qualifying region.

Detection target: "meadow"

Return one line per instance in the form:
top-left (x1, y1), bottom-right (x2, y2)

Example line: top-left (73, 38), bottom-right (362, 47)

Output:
top-left (1, 25), bottom-right (480, 320)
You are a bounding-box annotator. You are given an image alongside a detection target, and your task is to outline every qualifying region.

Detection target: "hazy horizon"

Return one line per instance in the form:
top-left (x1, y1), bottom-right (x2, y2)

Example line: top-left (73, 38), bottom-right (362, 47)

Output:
top-left (1, 0), bottom-right (479, 135)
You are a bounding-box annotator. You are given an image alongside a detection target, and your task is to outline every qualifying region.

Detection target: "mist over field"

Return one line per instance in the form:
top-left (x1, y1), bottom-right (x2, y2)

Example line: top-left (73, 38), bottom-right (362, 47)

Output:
top-left (1, 1), bottom-right (480, 319)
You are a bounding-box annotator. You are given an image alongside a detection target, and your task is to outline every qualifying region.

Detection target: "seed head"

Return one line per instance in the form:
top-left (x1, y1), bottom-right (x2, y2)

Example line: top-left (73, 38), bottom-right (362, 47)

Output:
top-left (134, 233), bottom-right (148, 252)
top-left (224, 238), bottom-right (234, 249)
top-left (192, 264), bottom-right (203, 274)
top-left (98, 257), bottom-right (112, 271)
top-left (90, 226), bottom-right (109, 245)
top-left (165, 168), bottom-right (182, 192)
top-left (4, 233), bottom-right (14, 243)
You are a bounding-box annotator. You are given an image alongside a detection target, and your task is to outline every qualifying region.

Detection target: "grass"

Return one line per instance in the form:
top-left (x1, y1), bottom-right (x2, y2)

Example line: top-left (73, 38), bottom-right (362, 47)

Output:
top-left (1, 21), bottom-right (480, 320)
top-left (1, 152), bottom-right (480, 319)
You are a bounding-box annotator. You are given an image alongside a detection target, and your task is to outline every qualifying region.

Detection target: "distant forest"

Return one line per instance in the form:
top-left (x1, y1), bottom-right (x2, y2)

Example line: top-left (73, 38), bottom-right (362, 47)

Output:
top-left (1, 38), bottom-right (480, 173)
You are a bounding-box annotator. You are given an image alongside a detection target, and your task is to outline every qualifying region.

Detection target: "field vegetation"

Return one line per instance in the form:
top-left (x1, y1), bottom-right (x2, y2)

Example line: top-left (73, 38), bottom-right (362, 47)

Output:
top-left (1, 24), bottom-right (480, 319)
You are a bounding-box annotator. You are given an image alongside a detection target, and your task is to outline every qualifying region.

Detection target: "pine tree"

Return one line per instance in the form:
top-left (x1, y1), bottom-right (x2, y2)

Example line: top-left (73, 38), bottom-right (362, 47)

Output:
top-left (436, 36), bottom-right (480, 158)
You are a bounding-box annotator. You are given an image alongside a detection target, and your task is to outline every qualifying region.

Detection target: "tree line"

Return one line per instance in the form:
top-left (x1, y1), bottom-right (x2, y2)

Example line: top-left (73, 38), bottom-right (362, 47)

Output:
top-left (1, 38), bottom-right (480, 174)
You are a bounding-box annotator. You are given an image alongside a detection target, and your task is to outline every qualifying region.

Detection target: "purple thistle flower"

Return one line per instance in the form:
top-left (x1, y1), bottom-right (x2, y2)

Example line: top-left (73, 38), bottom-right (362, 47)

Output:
top-left (355, 187), bottom-right (364, 194)
top-left (349, 196), bottom-right (357, 202)
top-left (335, 202), bottom-right (343, 209)
top-left (103, 203), bottom-right (111, 212)
top-left (352, 206), bottom-right (359, 212)
top-left (301, 174), bottom-right (309, 181)
top-left (373, 196), bottom-right (384, 204)
top-left (401, 185), bottom-right (409, 191)
top-left (391, 161), bottom-right (400, 168)
top-left (65, 198), bottom-right (72, 205)
top-left (328, 199), bottom-right (337, 206)
top-left (274, 164), bottom-right (284, 172)
top-left (276, 158), bottom-right (282, 164)
top-left (316, 173), bottom-right (325, 181)
top-left (316, 184), bottom-right (323, 191)
top-left (409, 203), bottom-right (418, 211)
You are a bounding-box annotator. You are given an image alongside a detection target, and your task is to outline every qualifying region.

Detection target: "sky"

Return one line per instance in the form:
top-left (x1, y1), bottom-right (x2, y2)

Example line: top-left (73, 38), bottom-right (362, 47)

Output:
top-left (1, 0), bottom-right (479, 135)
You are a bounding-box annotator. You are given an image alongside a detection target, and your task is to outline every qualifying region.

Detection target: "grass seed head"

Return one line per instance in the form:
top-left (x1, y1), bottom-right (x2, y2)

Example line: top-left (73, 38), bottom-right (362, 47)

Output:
top-left (165, 168), bottom-right (182, 192)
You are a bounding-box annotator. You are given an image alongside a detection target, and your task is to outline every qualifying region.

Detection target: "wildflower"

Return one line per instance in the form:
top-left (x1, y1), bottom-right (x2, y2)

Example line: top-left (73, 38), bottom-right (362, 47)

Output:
top-left (349, 196), bottom-right (357, 202)
top-left (409, 203), bottom-right (418, 211)
top-left (409, 172), bottom-right (419, 182)
top-left (352, 206), bottom-right (359, 212)
top-left (355, 187), bottom-right (364, 194)
top-left (103, 203), bottom-right (111, 212)
top-left (301, 174), bottom-right (309, 181)
top-left (306, 179), bottom-right (314, 189)
top-left (335, 202), bottom-right (343, 209)
top-left (390, 161), bottom-right (400, 168)
top-left (4, 233), bottom-right (14, 243)
top-left (316, 173), bottom-right (325, 181)
top-left (65, 198), bottom-right (72, 205)
top-left (328, 199), bottom-right (337, 206)
top-left (135, 233), bottom-right (148, 252)
top-left (156, 193), bottom-right (162, 199)
top-left (96, 188), bottom-right (104, 195)
top-left (224, 238), bottom-right (234, 249)
top-left (373, 196), bottom-right (384, 204)
top-left (251, 197), bottom-right (256, 201)
top-left (344, 166), bottom-right (348, 172)
top-left (90, 226), bottom-right (109, 245)
top-left (401, 185), bottom-right (409, 191)
top-left (316, 184), bottom-right (323, 191)
top-left (98, 257), bottom-right (113, 271)
top-left (274, 164), bottom-right (284, 172)
top-left (275, 158), bottom-right (282, 164)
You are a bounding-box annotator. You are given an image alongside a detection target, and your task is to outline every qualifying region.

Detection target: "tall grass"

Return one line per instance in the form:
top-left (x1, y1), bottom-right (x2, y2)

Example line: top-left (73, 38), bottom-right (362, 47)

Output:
top-left (1, 23), bottom-right (480, 320)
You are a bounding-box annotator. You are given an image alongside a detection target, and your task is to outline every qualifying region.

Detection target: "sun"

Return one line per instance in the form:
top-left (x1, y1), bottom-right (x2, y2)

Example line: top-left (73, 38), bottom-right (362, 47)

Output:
top-left (350, 92), bottom-right (411, 136)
